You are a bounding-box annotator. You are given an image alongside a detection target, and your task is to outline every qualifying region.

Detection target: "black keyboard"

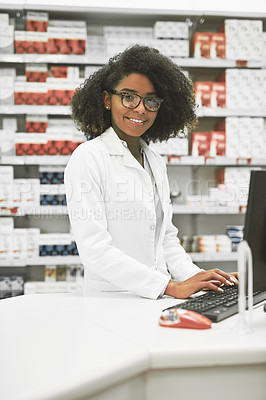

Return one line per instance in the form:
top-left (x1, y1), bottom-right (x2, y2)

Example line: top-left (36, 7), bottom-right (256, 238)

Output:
top-left (163, 285), bottom-right (266, 322)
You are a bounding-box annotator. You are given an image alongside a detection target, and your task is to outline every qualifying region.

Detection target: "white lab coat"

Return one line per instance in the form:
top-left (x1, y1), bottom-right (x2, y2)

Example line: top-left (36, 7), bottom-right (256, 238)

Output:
top-left (64, 127), bottom-right (201, 299)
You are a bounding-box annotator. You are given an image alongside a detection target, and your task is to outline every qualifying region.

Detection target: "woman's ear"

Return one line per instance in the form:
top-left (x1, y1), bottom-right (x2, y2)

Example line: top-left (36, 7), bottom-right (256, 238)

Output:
top-left (103, 90), bottom-right (111, 110)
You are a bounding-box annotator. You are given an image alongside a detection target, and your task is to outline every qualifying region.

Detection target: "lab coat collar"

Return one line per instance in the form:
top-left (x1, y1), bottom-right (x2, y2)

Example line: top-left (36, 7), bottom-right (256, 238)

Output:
top-left (101, 127), bottom-right (143, 170)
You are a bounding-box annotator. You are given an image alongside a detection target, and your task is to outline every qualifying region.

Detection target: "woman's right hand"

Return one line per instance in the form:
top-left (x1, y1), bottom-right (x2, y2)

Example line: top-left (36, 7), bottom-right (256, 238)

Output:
top-left (164, 269), bottom-right (238, 299)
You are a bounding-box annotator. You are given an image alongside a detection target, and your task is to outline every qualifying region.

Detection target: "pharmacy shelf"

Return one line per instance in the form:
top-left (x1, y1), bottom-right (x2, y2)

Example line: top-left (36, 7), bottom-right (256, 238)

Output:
top-left (0, 105), bottom-right (71, 115)
top-left (0, 253), bottom-right (238, 268)
top-left (2, 105), bottom-right (266, 117)
top-left (197, 107), bottom-right (266, 117)
top-left (0, 54), bottom-right (264, 68)
top-left (172, 204), bottom-right (245, 214)
top-left (165, 155), bottom-right (266, 166)
top-left (189, 252), bottom-right (238, 262)
top-left (0, 155), bottom-right (71, 165)
top-left (0, 206), bottom-right (68, 216)
top-left (0, 255), bottom-right (81, 267)
top-left (1, 155), bottom-right (265, 167)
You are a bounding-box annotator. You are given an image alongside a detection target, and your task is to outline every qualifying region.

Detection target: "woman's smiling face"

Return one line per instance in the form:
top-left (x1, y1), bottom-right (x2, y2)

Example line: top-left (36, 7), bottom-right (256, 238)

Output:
top-left (104, 73), bottom-right (158, 140)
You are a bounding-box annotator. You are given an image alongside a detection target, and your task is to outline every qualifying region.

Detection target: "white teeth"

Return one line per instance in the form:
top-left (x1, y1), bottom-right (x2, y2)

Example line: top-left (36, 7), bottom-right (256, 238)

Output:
top-left (128, 118), bottom-right (144, 124)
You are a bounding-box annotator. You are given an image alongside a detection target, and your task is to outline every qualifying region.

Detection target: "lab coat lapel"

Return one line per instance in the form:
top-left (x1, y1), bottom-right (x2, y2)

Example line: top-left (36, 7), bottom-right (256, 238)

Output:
top-left (101, 127), bottom-right (144, 171)
top-left (140, 138), bottom-right (167, 212)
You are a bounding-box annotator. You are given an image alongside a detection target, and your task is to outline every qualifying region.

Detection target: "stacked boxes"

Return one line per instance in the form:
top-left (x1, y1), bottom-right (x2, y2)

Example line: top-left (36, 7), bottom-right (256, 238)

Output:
top-left (192, 32), bottom-right (226, 59)
top-left (194, 81), bottom-right (226, 108)
top-left (47, 20), bottom-right (87, 55)
top-left (0, 217), bottom-right (40, 260)
top-left (217, 69), bottom-right (265, 111)
top-left (191, 131), bottom-right (226, 157)
top-left (220, 19), bottom-right (263, 60)
top-left (216, 167), bottom-right (261, 207)
top-left (39, 233), bottom-right (77, 257)
top-left (0, 276), bottom-right (24, 299)
top-left (215, 117), bottom-right (266, 159)
top-left (149, 137), bottom-right (189, 156)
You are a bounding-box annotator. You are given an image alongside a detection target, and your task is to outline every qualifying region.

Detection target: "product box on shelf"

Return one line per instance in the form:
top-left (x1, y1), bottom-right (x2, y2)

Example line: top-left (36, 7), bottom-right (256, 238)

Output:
top-left (13, 178), bottom-right (40, 208)
top-left (15, 133), bottom-right (48, 156)
top-left (0, 166), bottom-right (13, 208)
top-left (49, 66), bottom-right (80, 80)
top-left (26, 228), bottom-right (40, 258)
top-left (149, 137), bottom-right (189, 156)
top-left (45, 265), bottom-right (57, 282)
top-left (103, 25), bottom-right (153, 39)
top-left (0, 69), bottom-right (15, 105)
top-left (26, 31), bottom-right (48, 54)
top-left (191, 132), bottom-right (210, 157)
top-left (209, 131), bottom-right (226, 157)
top-left (153, 21), bottom-right (189, 39)
top-left (26, 11), bottom-right (49, 32)
top-left (14, 31), bottom-right (27, 53)
top-left (39, 165), bottom-right (65, 185)
top-left (155, 39), bottom-right (189, 58)
top-left (210, 82), bottom-right (226, 108)
top-left (0, 24), bottom-right (14, 54)
top-left (46, 77), bottom-right (79, 106)
top-left (220, 18), bottom-right (263, 60)
top-left (86, 35), bottom-right (106, 57)
top-left (13, 228), bottom-right (28, 259)
top-left (0, 130), bottom-right (15, 157)
top-left (26, 114), bottom-right (48, 133)
top-left (0, 217), bottom-right (14, 260)
top-left (194, 81), bottom-right (212, 108)
top-left (47, 20), bottom-right (87, 55)
top-left (26, 64), bottom-right (48, 82)
top-left (14, 81), bottom-right (47, 106)
top-left (192, 32), bottom-right (211, 59)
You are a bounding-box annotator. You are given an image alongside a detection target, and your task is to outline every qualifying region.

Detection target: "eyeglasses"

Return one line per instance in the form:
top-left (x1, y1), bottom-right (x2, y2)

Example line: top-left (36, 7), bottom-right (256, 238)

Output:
top-left (110, 90), bottom-right (163, 112)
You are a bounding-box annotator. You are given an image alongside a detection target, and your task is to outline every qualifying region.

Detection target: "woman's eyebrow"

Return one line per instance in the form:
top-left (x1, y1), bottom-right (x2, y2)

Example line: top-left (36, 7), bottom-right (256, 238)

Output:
top-left (119, 88), bottom-right (157, 95)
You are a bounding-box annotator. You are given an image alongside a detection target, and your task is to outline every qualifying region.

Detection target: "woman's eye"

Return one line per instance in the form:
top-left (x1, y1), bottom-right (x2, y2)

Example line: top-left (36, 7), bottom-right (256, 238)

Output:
top-left (124, 95), bottom-right (136, 101)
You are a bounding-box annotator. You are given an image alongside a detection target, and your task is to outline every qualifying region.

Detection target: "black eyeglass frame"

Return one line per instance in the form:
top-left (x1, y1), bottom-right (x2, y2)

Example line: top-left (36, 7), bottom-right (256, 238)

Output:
top-left (109, 90), bottom-right (164, 112)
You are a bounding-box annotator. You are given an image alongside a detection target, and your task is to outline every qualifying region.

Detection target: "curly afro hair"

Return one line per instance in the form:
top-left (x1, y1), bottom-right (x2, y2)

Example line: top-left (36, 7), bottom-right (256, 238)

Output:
top-left (70, 45), bottom-right (198, 143)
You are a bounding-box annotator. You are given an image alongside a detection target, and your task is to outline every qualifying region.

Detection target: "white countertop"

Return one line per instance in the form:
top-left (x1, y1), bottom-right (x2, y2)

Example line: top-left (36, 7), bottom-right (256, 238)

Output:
top-left (1, 292), bottom-right (266, 400)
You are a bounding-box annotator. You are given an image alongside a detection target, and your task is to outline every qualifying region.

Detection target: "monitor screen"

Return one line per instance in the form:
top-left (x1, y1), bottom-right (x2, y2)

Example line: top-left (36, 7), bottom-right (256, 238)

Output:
top-left (243, 170), bottom-right (266, 292)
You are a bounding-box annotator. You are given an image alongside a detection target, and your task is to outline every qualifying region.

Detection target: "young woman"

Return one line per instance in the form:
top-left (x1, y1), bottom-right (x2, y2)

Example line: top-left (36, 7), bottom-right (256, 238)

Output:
top-left (65, 45), bottom-right (238, 299)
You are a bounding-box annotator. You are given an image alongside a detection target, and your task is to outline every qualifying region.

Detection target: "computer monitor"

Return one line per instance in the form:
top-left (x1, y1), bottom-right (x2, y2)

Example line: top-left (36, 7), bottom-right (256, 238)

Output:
top-left (244, 170), bottom-right (266, 292)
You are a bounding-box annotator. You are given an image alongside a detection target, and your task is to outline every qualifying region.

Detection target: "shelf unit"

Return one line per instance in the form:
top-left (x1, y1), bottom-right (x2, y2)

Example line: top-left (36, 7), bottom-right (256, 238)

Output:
top-left (1, 4), bottom-right (266, 287)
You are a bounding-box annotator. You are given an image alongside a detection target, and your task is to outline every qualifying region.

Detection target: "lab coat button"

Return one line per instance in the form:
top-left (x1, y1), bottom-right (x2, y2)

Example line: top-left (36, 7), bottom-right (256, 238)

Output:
top-left (150, 224), bottom-right (155, 231)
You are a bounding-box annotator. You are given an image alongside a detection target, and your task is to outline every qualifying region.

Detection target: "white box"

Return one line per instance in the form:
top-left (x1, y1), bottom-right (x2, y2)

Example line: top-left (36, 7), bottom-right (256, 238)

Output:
top-left (27, 228), bottom-right (40, 259)
top-left (0, 130), bottom-right (15, 157)
top-left (237, 20), bottom-right (250, 38)
top-left (13, 228), bottom-right (28, 259)
top-left (249, 20), bottom-right (263, 38)
top-left (0, 25), bottom-right (14, 54)
top-left (153, 21), bottom-right (189, 39)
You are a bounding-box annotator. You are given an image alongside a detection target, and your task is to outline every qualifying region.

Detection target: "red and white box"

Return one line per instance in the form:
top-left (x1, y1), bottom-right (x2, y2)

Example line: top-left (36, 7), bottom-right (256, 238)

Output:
top-left (14, 31), bottom-right (27, 53)
top-left (26, 31), bottom-right (47, 54)
top-left (209, 131), bottom-right (226, 157)
top-left (15, 133), bottom-right (48, 156)
top-left (46, 78), bottom-right (77, 106)
top-left (26, 11), bottom-right (49, 32)
top-left (194, 81), bottom-right (212, 108)
top-left (210, 82), bottom-right (226, 108)
top-left (191, 131), bottom-right (211, 157)
top-left (26, 64), bottom-right (48, 82)
top-left (26, 115), bottom-right (48, 133)
top-left (24, 82), bottom-right (47, 105)
top-left (49, 66), bottom-right (80, 80)
top-left (192, 32), bottom-right (211, 59)
top-left (210, 33), bottom-right (226, 59)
